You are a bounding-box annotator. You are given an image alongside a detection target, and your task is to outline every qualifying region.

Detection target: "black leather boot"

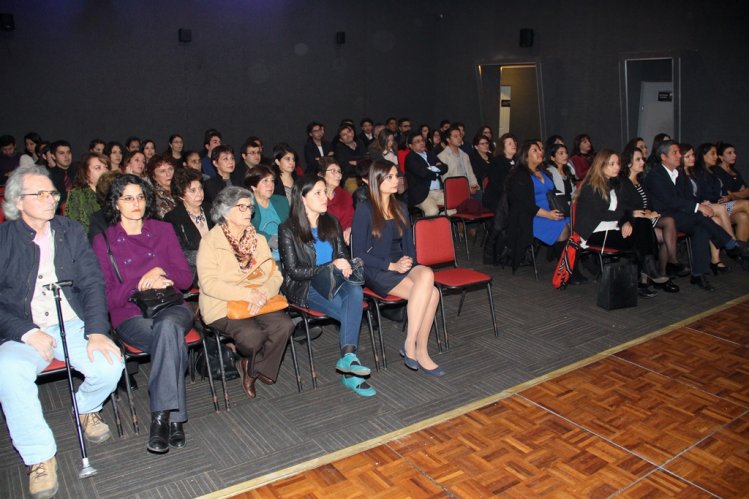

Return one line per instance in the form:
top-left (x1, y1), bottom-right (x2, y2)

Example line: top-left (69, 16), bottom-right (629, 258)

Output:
top-left (168, 422), bottom-right (186, 449)
top-left (147, 411), bottom-right (170, 454)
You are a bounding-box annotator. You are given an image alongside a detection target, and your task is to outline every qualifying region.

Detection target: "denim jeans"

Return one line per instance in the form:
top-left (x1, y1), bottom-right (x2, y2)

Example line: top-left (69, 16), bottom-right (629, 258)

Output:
top-left (0, 318), bottom-right (124, 465)
top-left (306, 282), bottom-right (364, 350)
top-left (116, 304), bottom-right (193, 422)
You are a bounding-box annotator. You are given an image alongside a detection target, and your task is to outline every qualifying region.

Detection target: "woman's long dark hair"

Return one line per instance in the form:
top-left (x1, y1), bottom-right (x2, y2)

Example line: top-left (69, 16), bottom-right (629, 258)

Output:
top-left (367, 159), bottom-right (408, 239)
top-left (103, 174), bottom-right (154, 225)
top-left (288, 175), bottom-right (339, 244)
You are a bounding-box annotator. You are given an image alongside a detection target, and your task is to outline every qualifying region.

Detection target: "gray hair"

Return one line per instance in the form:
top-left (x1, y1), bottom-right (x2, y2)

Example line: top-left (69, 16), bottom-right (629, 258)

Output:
top-left (210, 186), bottom-right (254, 225)
top-left (656, 140), bottom-right (677, 163)
top-left (3, 164), bottom-right (51, 221)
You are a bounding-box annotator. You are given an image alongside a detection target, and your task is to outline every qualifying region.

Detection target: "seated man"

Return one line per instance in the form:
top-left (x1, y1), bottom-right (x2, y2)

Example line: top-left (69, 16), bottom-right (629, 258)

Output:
top-left (333, 124), bottom-right (367, 192)
top-left (645, 140), bottom-right (749, 290)
top-left (438, 125), bottom-right (481, 198)
top-left (405, 132), bottom-right (448, 216)
top-left (0, 165), bottom-right (124, 499)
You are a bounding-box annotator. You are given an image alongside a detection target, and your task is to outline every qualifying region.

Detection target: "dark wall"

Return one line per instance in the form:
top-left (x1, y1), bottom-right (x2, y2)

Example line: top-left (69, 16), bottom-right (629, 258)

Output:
top-left (2, 0), bottom-right (748, 169)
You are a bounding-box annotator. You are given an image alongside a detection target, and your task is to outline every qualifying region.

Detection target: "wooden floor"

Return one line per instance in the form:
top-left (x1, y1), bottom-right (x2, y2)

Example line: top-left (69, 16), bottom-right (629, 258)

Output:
top-left (220, 300), bottom-right (749, 498)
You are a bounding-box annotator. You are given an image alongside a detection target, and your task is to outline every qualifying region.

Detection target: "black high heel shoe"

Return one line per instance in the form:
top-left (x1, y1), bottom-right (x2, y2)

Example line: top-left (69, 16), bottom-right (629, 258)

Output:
top-left (710, 262), bottom-right (731, 275)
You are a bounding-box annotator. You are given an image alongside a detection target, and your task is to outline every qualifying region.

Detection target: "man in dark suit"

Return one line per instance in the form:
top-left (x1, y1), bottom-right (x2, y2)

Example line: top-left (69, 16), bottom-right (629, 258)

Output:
top-left (644, 140), bottom-right (747, 290)
top-left (405, 132), bottom-right (448, 216)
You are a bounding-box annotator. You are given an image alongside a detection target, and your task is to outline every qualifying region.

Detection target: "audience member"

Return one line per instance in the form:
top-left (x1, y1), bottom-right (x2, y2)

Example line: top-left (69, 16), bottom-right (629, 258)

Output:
top-left (146, 155), bottom-right (177, 219)
top-left (317, 157), bottom-right (354, 244)
top-left (246, 165), bottom-right (289, 261)
top-left (66, 153), bottom-right (109, 231)
top-left (405, 132), bottom-right (447, 216)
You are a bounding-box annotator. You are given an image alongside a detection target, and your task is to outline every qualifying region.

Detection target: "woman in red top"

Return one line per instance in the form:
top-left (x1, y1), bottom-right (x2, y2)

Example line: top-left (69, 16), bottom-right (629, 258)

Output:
top-left (570, 133), bottom-right (594, 180)
top-left (317, 157), bottom-right (354, 245)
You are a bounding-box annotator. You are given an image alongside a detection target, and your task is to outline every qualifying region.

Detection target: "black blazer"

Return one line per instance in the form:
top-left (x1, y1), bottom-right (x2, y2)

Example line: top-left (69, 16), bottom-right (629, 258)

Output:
top-left (163, 202), bottom-right (214, 252)
top-left (643, 164), bottom-right (697, 217)
top-left (204, 169), bottom-right (246, 206)
top-left (573, 182), bottom-right (630, 240)
top-left (278, 216), bottom-right (347, 308)
top-left (303, 139), bottom-right (332, 174)
top-left (404, 151), bottom-right (447, 206)
top-left (505, 168), bottom-right (538, 270)
top-left (483, 155), bottom-right (512, 212)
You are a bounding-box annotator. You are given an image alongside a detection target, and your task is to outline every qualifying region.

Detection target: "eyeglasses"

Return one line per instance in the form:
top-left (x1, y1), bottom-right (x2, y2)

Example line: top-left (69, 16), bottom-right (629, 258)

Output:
top-left (119, 194), bottom-right (146, 203)
top-left (326, 168), bottom-right (342, 175)
top-left (235, 203), bottom-right (253, 212)
top-left (20, 190), bottom-right (61, 202)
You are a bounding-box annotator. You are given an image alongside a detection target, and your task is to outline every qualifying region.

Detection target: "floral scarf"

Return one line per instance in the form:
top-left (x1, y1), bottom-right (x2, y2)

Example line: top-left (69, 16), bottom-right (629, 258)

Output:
top-left (221, 223), bottom-right (258, 273)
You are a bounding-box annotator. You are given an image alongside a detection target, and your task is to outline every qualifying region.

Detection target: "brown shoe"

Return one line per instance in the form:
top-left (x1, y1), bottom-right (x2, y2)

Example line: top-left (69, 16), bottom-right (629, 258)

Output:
top-left (80, 412), bottom-right (111, 444)
top-left (28, 456), bottom-right (58, 499)
top-left (240, 358), bottom-right (257, 399)
top-left (256, 373), bottom-right (275, 385)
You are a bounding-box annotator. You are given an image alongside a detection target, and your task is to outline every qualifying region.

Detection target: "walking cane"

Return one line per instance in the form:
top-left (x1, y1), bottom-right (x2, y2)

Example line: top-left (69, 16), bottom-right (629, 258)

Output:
top-left (44, 280), bottom-right (98, 479)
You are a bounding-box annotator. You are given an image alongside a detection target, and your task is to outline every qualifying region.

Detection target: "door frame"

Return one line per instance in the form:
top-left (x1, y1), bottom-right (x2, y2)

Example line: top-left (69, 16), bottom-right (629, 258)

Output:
top-left (619, 51), bottom-right (682, 146)
top-left (476, 60), bottom-right (546, 139)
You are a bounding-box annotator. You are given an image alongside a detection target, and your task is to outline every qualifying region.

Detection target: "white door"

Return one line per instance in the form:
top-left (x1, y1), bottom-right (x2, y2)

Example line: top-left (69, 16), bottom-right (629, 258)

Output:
top-left (638, 81), bottom-right (673, 142)
top-left (498, 85), bottom-right (511, 137)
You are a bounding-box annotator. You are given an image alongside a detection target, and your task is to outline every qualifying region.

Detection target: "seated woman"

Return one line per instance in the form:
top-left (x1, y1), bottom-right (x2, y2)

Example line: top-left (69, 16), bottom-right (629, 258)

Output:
top-left (545, 143), bottom-right (575, 205)
top-left (506, 140), bottom-right (570, 271)
top-left (570, 133), bottom-right (594, 180)
top-left (246, 165), bottom-right (289, 261)
top-left (352, 159), bottom-right (444, 377)
top-left (484, 133), bottom-right (517, 212)
top-left (146, 155), bottom-right (176, 219)
top-left (619, 145), bottom-right (679, 292)
top-left (279, 175), bottom-right (374, 396)
top-left (142, 139), bottom-right (156, 164)
top-left (104, 141), bottom-right (124, 172)
top-left (683, 143), bottom-right (748, 273)
top-left (122, 149), bottom-right (146, 177)
top-left (317, 157), bottom-right (354, 244)
top-left (469, 132), bottom-right (492, 190)
top-left (66, 153), bottom-right (109, 232)
top-left (92, 174), bottom-right (194, 454)
top-left (196, 186), bottom-right (294, 400)
top-left (272, 143), bottom-right (298, 203)
top-left (574, 149), bottom-right (661, 297)
top-left (164, 134), bottom-right (184, 167)
top-left (711, 142), bottom-right (749, 241)
top-left (368, 129), bottom-right (398, 165)
top-left (164, 168), bottom-right (213, 284)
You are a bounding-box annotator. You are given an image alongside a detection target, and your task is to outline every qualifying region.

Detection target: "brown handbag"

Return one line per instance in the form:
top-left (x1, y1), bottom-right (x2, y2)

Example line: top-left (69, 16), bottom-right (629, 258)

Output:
top-left (226, 258), bottom-right (289, 320)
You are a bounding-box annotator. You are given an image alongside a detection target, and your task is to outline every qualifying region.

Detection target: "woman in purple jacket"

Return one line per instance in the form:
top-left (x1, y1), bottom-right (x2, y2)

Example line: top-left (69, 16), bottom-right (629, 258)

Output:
top-left (92, 174), bottom-right (194, 455)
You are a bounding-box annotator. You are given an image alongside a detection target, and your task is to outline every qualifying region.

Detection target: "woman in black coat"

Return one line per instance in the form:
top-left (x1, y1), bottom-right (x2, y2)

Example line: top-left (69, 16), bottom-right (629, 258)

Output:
top-left (163, 168), bottom-right (214, 284)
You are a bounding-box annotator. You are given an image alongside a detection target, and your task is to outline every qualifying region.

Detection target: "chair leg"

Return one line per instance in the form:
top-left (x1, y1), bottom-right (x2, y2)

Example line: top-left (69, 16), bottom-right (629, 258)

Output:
top-left (457, 289), bottom-right (467, 316)
top-left (122, 367), bottom-right (139, 434)
top-left (302, 316), bottom-right (317, 389)
top-left (530, 245), bottom-right (539, 280)
top-left (287, 335), bottom-right (303, 393)
top-left (200, 335), bottom-right (220, 412)
top-left (437, 287), bottom-right (449, 350)
top-left (487, 282), bottom-right (499, 337)
top-left (433, 316), bottom-right (443, 353)
top-left (462, 220), bottom-right (470, 260)
top-left (365, 309), bottom-right (379, 372)
top-left (109, 390), bottom-right (123, 438)
top-left (685, 237), bottom-right (694, 270)
top-left (214, 333), bottom-right (230, 411)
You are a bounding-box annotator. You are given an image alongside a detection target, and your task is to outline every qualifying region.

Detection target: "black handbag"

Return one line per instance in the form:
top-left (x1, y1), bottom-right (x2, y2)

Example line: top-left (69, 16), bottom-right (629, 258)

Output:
top-left (546, 190), bottom-right (570, 217)
top-left (597, 258), bottom-right (638, 310)
top-left (102, 232), bottom-right (184, 318)
top-left (311, 257), bottom-right (365, 300)
top-left (195, 337), bottom-right (240, 380)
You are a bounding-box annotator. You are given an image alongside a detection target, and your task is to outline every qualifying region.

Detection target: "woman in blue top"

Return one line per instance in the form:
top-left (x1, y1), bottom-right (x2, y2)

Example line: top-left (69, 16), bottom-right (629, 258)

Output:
top-left (246, 165), bottom-right (289, 261)
top-left (278, 176), bottom-right (374, 396)
top-left (352, 160), bottom-right (444, 377)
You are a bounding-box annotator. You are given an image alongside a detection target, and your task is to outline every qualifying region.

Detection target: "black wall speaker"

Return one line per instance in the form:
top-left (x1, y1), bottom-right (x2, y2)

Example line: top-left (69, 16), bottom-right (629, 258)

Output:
top-left (0, 13), bottom-right (15, 32)
top-left (178, 28), bottom-right (192, 43)
top-left (519, 28), bottom-right (534, 48)
top-left (335, 31), bottom-right (346, 45)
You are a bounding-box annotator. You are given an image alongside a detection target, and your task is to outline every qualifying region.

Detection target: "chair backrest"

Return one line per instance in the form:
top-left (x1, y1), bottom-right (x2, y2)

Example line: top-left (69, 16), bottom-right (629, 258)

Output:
top-left (414, 216), bottom-right (455, 267)
top-left (444, 176), bottom-right (470, 210)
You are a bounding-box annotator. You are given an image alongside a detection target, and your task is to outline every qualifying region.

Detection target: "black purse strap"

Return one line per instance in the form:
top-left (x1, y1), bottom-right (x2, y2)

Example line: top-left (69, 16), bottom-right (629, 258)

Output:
top-left (101, 231), bottom-right (124, 284)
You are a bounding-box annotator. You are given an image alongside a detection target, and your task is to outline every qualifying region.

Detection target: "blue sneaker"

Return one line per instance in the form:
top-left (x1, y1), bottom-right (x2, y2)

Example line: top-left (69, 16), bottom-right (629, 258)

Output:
top-left (341, 375), bottom-right (376, 397)
top-left (335, 353), bottom-right (371, 376)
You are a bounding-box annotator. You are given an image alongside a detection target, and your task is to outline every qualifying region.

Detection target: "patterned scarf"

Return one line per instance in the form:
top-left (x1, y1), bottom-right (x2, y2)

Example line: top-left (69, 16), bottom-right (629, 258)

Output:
top-left (221, 223), bottom-right (258, 273)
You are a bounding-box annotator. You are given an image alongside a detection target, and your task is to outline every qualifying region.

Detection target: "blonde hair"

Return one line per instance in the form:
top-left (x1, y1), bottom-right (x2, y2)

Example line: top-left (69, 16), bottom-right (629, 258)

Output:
top-left (573, 149), bottom-right (618, 203)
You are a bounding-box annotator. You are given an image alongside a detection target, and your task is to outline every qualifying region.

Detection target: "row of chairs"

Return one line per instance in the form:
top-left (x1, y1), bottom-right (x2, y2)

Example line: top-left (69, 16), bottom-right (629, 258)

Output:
top-left (39, 214), bottom-right (500, 441)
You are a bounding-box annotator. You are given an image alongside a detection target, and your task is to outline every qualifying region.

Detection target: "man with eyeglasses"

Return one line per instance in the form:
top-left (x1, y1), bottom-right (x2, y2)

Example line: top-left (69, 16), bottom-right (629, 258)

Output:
top-left (303, 122), bottom-right (333, 174)
top-left (405, 132), bottom-right (448, 216)
top-left (0, 165), bottom-right (124, 499)
top-left (240, 139), bottom-right (263, 178)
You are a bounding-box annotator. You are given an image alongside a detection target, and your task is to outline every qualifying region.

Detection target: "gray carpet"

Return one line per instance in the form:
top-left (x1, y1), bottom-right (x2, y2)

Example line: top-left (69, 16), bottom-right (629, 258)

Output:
top-left (1, 245), bottom-right (747, 498)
